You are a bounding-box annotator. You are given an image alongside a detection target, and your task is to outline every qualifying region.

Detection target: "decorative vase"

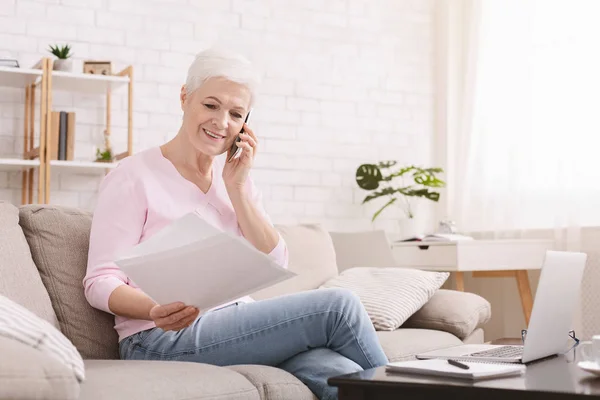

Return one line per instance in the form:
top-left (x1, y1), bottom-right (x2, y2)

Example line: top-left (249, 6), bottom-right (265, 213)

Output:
top-left (53, 59), bottom-right (72, 72)
top-left (398, 218), bottom-right (420, 240)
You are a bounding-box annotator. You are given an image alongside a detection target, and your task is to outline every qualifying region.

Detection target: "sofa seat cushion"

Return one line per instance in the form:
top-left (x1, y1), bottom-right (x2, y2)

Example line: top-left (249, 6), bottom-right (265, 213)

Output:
top-left (0, 202), bottom-right (59, 327)
top-left (18, 205), bottom-right (119, 360)
top-left (0, 336), bottom-right (80, 400)
top-left (403, 289), bottom-right (492, 340)
top-left (229, 365), bottom-right (317, 400)
top-left (377, 328), bottom-right (463, 362)
top-left (80, 360), bottom-right (260, 400)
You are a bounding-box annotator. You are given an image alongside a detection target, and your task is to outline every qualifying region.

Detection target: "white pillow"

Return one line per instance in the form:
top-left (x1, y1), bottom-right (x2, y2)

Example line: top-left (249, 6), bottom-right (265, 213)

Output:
top-left (0, 295), bottom-right (85, 382)
top-left (320, 267), bottom-right (449, 331)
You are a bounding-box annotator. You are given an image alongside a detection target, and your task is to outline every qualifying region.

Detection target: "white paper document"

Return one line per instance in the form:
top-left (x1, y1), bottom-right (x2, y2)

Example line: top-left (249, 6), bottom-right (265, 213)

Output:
top-left (115, 211), bottom-right (296, 312)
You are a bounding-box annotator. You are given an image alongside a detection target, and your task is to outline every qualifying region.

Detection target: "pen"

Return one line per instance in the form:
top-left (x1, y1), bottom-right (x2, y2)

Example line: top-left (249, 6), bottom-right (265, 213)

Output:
top-left (447, 359), bottom-right (470, 370)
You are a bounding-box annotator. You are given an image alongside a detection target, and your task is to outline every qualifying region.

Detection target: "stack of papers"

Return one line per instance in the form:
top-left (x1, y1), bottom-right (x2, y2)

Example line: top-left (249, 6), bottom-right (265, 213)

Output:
top-left (115, 211), bottom-right (296, 312)
top-left (386, 359), bottom-right (526, 381)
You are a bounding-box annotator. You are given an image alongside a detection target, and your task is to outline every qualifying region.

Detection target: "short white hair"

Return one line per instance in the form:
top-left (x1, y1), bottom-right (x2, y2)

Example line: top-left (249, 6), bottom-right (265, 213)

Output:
top-left (185, 48), bottom-right (259, 105)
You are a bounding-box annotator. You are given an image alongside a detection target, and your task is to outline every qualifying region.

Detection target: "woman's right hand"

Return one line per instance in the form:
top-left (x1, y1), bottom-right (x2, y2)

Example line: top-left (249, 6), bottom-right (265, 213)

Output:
top-left (149, 302), bottom-right (199, 331)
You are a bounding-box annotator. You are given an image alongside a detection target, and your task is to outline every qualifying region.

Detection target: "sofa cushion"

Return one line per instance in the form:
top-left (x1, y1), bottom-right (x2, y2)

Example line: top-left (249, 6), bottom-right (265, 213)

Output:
top-left (0, 335), bottom-right (80, 400)
top-left (18, 204), bottom-right (119, 360)
top-left (403, 289), bottom-right (492, 340)
top-left (81, 360), bottom-right (260, 400)
top-left (229, 365), bottom-right (317, 400)
top-left (320, 267), bottom-right (449, 331)
top-left (252, 224), bottom-right (339, 300)
top-left (377, 328), bottom-right (463, 362)
top-left (0, 202), bottom-right (59, 327)
top-left (463, 328), bottom-right (485, 344)
top-left (0, 294), bottom-right (85, 382)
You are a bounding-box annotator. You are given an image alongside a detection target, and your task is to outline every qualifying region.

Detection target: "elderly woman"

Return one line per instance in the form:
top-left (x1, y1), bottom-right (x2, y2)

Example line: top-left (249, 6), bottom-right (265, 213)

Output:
top-left (83, 48), bottom-right (388, 400)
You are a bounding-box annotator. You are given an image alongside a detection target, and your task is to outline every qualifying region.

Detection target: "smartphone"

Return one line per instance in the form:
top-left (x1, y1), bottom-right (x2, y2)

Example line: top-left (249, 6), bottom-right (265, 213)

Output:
top-left (227, 110), bottom-right (252, 163)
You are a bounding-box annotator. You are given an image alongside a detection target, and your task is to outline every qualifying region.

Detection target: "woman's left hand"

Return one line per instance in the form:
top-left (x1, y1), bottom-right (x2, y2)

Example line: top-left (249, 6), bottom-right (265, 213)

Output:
top-left (223, 123), bottom-right (258, 190)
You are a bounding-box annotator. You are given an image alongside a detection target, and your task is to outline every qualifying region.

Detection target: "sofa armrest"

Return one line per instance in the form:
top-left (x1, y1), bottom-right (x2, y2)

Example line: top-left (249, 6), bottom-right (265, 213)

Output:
top-left (402, 289), bottom-right (491, 340)
top-left (0, 336), bottom-right (80, 400)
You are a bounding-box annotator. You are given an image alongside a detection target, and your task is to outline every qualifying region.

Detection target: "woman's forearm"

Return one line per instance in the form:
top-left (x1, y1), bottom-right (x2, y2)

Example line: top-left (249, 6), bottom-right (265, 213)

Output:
top-left (108, 285), bottom-right (157, 320)
top-left (227, 186), bottom-right (280, 254)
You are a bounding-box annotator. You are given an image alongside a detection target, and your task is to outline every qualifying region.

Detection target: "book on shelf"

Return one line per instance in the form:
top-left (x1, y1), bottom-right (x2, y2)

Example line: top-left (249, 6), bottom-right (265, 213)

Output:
top-left (49, 111), bottom-right (75, 161)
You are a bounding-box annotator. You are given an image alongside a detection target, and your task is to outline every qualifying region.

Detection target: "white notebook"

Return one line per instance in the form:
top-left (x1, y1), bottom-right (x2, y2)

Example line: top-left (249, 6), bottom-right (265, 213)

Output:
top-left (114, 211), bottom-right (296, 312)
top-left (386, 359), bottom-right (526, 381)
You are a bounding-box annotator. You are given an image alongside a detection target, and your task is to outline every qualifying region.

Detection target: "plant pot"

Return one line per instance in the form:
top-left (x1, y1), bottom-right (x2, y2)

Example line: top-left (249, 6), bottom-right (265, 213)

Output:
top-left (53, 59), bottom-right (72, 72)
top-left (398, 218), bottom-right (420, 240)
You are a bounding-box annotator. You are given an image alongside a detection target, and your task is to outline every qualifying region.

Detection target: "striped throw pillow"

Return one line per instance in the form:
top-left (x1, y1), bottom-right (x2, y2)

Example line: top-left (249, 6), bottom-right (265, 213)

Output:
top-left (0, 295), bottom-right (85, 382)
top-left (320, 267), bottom-right (450, 331)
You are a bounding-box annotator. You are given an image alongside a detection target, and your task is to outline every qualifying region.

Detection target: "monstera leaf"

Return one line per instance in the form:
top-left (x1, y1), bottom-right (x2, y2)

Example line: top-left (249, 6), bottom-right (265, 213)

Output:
top-left (356, 164), bottom-right (383, 190)
top-left (377, 161), bottom-right (397, 169)
top-left (414, 168), bottom-right (445, 187)
top-left (399, 188), bottom-right (440, 201)
top-left (362, 187), bottom-right (402, 203)
top-left (362, 187), bottom-right (440, 204)
top-left (355, 161), bottom-right (445, 221)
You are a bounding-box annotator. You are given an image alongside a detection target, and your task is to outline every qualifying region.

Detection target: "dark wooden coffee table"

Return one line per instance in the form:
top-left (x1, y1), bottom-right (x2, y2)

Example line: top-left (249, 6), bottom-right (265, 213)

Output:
top-left (329, 346), bottom-right (600, 400)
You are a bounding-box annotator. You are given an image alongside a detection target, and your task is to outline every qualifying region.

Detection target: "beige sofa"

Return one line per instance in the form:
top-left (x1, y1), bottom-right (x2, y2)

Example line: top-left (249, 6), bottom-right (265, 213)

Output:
top-left (0, 203), bottom-right (491, 400)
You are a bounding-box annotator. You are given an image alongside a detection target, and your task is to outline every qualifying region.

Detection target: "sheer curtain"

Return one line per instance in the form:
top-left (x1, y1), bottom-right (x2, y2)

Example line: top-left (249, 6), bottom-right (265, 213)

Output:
top-left (446, 0), bottom-right (600, 242)
top-left (440, 0), bottom-right (600, 339)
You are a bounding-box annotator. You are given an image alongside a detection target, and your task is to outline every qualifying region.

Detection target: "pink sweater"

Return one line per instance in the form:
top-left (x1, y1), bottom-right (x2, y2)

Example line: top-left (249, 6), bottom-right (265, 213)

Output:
top-left (83, 147), bottom-right (288, 342)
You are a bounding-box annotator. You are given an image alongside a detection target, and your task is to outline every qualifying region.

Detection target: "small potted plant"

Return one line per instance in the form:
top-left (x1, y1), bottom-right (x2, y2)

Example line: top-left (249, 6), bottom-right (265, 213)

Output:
top-left (48, 44), bottom-right (73, 72)
top-left (95, 130), bottom-right (113, 163)
top-left (356, 161), bottom-right (445, 237)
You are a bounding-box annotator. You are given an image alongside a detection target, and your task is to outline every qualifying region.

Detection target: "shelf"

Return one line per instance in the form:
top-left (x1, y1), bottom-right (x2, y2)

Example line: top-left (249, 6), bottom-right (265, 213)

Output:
top-left (49, 160), bottom-right (119, 174)
top-left (50, 71), bottom-right (129, 94)
top-left (0, 66), bottom-right (42, 88)
top-left (0, 158), bottom-right (40, 171)
top-left (0, 65), bottom-right (129, 93)
top-left (0, 58), bottom-right (133, 204)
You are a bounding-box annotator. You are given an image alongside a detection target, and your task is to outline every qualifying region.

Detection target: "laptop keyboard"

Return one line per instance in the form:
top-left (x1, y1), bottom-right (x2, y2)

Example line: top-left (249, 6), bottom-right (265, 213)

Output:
top-left (468, 346), bottom-right (524, 358)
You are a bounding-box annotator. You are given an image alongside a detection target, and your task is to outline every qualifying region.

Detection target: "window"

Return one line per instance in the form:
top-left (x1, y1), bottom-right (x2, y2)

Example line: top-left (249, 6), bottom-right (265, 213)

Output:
top-left (459, 0), bottom-right (600, 231)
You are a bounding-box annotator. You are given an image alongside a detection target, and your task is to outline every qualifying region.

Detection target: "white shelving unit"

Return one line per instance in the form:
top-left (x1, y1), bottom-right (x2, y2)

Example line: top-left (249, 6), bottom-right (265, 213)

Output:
top-left (50, 70), bottom-right (129, 94)
top-left (0, 59), bottom-right (48, 204)
top-left (43, 59), bottom-right (133, 203)
top-left (49, 160), bottom-right (119, 174)
top-left (0, 66), bottom-right (42, 88)
top-left (0, 58), bottom-right (134, 204)
top-left (0, 158), bottom-right (40, 171)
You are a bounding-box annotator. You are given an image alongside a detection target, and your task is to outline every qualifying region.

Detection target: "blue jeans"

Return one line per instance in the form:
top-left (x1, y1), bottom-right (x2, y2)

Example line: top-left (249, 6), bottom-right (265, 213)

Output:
top-left (119, 288), bottom-right (389, 400)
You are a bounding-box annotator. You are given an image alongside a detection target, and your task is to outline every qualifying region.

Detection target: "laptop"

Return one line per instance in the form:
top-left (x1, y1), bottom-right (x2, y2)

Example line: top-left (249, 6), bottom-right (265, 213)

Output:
top-left (416, 250), bottom-right (587, 364)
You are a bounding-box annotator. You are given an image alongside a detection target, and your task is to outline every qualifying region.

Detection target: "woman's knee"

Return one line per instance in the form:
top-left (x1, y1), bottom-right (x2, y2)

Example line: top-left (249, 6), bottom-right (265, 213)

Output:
top-left (319, 287), bottom-right (362, 310)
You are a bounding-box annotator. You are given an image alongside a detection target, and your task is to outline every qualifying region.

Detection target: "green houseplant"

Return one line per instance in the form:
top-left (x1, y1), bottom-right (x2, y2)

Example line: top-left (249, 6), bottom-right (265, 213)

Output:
top-left (47, 44), bottom-right (73, 71)
top-left (356, 161), bottom-right (446, 222)
top-left (95, 148), bottom-right (113, 162)
top-left (95, 130), bottom-right (113, 163)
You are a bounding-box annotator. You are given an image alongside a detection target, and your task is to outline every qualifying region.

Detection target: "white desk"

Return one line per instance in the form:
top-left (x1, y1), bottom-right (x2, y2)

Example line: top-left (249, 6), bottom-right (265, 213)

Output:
top-left (391, 239), bottom-right (554, 325)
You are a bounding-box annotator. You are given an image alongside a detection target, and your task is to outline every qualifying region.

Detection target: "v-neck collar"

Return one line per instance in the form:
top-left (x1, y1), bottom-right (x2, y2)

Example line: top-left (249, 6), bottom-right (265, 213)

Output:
top-left (156, 146), bottom-right (215, 202)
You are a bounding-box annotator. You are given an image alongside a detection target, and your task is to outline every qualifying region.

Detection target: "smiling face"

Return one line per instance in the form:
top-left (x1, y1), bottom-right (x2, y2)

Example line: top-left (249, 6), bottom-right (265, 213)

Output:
top-left (180, 77), bottom-right (251, 157)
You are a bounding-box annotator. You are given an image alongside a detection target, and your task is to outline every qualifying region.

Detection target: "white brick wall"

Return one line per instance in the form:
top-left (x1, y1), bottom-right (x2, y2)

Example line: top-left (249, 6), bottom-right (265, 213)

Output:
top-left (1, 0), bottom-right (437, 234)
